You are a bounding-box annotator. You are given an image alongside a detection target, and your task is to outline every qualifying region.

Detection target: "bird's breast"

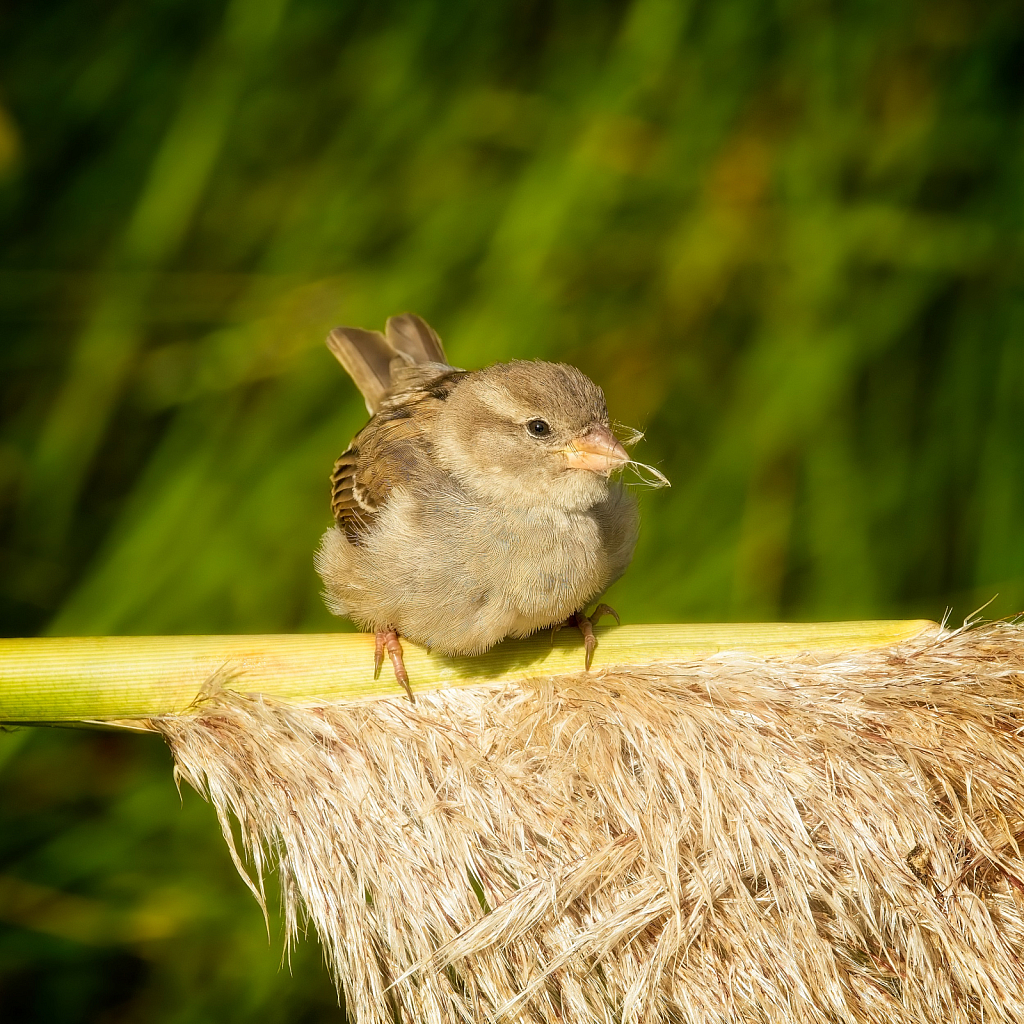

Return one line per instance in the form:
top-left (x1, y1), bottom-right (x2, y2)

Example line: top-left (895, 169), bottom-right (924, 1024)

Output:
top-left (355, 489), bottom-right (621, 654)
top-left (485, 504), bottom-right (607, 622)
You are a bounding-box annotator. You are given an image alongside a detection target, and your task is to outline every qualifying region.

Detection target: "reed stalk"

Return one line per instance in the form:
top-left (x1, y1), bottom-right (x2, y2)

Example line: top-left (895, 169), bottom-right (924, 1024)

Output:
top-left (0, 620), bottom-right (935, 723)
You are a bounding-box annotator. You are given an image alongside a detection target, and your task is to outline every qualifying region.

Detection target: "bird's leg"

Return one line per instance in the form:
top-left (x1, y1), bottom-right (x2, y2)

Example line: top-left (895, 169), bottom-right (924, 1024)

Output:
top-left (373, 628), bottom-right (415, 703)
top-left (564, 603), bottom-right (621, 670)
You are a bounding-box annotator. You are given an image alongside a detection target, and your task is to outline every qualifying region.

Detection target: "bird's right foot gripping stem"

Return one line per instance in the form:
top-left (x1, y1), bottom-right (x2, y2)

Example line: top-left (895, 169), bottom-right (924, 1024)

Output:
top-left (552, 603), bottom-right (621, 670)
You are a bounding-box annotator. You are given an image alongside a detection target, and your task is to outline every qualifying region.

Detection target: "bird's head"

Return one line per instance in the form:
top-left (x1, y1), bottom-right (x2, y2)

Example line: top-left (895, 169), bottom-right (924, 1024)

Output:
top-left (433, 360), bottom-right (630, 510)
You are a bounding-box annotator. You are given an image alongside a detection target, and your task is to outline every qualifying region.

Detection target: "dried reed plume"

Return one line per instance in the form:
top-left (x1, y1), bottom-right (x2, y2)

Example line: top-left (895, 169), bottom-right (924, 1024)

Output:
top-left (157, 621), bottom-right (1024, 1023)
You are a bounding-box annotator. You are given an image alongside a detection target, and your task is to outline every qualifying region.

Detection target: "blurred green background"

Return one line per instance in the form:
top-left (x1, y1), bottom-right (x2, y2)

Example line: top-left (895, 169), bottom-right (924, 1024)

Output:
top-left (1, 0), bottom-right (1022, 1019)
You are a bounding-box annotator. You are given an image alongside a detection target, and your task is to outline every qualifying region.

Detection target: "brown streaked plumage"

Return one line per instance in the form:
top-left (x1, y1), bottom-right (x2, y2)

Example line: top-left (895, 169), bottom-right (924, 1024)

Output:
top-left (315, 313), bottom-right (652, 698)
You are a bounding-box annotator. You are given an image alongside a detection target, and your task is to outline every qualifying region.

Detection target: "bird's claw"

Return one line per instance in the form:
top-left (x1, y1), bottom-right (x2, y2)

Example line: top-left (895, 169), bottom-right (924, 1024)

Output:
top-left (374, 628), bottom-right (415, 702)
top-left (589, 603), bottom-right (621, 629)
top-left (559, 603), bottom-right (621, 670)
top-left (576, 613), bottom-right (597, 669)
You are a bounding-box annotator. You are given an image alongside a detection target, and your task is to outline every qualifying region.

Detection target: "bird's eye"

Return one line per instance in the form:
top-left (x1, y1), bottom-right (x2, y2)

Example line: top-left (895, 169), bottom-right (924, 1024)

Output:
top-left (527, 418), bottom-right (551, 438)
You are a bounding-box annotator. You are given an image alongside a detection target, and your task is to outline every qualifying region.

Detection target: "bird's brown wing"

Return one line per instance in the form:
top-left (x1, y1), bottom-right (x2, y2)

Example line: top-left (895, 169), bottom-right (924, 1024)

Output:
top-left (330, 424), bottom-right (431, 543)
top-left (329, 447), bottom-right (370, 538)
top-left (330, 443), bottom-right (406, 544)
top-left (330, 369), bottom-right (464, 541)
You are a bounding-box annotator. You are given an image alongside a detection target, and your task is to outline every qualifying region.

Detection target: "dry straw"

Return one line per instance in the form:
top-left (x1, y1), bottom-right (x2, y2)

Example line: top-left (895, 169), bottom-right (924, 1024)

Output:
top-left (138, 621), bottom-right (1024, 1023)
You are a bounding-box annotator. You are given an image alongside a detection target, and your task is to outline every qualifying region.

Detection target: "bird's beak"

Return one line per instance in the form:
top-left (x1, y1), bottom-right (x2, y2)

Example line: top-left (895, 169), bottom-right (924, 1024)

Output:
top-left (561, 424), bottom-right (630, 475)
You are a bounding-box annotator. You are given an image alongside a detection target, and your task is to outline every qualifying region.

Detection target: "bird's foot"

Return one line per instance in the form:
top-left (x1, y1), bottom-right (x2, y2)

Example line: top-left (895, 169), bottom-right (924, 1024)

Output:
top-left (553, 603), bottom-right (621, 670)
top-left (373, 628), bottom-right (415, 703)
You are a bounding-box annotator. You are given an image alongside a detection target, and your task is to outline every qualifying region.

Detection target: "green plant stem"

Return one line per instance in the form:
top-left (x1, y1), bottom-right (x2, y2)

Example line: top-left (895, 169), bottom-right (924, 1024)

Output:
top-left (0, 621), bottom-right (937, 725)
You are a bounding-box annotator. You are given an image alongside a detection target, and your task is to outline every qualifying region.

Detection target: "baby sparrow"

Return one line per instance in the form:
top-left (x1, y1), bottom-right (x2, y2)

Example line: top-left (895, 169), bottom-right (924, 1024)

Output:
top-left (315, 314), bottom-right (660, 699)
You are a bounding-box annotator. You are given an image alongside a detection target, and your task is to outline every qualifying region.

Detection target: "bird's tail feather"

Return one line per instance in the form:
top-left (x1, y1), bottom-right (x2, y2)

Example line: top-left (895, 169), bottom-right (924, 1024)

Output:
top-left (326, 314), bottom-right (449, 414)
top-left (385, 313), bottom-right (447, 366)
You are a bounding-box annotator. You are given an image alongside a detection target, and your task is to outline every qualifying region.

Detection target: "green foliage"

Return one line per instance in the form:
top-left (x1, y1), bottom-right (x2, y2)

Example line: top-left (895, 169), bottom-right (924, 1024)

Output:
top-left (1, 0), bottom-right (1022, 1019)
top-left (0, 725), bottom-right (342, 1021)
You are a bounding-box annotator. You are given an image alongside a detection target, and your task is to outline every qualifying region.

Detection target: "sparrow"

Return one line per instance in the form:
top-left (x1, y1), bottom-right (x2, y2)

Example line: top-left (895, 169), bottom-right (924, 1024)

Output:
top-left (315, 314), bottom-right (663, 700)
